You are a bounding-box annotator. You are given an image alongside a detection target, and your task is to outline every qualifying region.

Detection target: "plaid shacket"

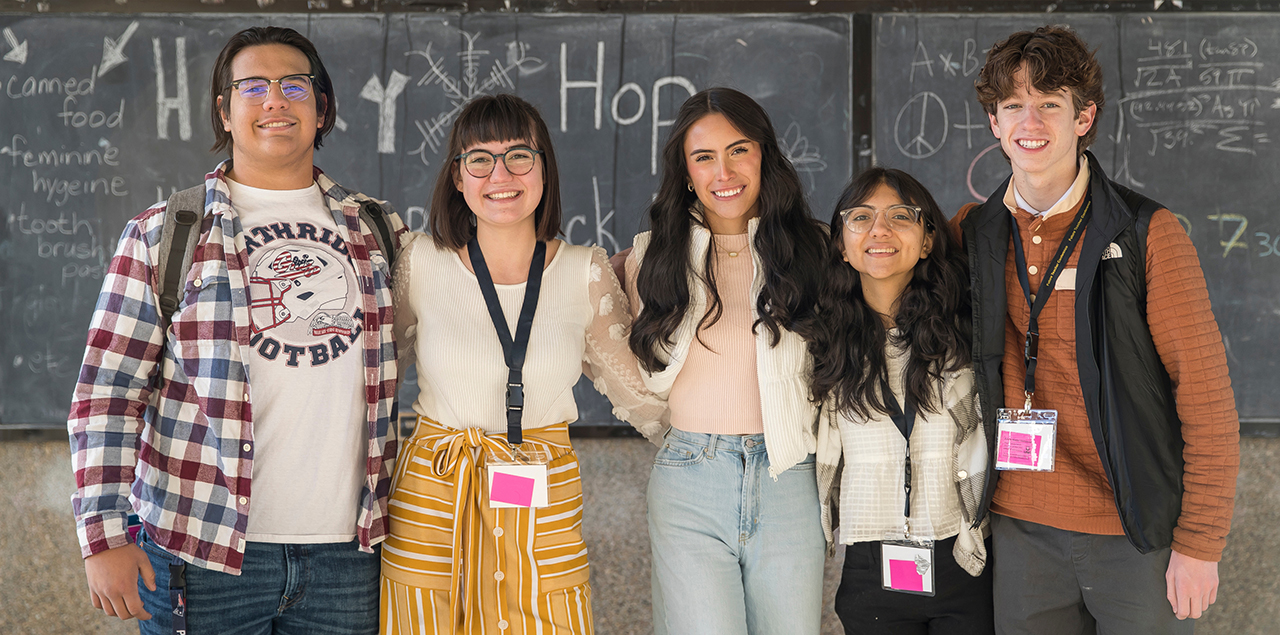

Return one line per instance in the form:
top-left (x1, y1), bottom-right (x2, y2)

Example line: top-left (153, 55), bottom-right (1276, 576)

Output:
top-left (69, 162), bottom-right (405, 574)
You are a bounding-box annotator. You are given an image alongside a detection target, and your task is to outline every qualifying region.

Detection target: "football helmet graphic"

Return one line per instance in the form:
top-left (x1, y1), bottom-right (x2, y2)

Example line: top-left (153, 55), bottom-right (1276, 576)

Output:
top-left (249, 246), bottom-right (349, 334)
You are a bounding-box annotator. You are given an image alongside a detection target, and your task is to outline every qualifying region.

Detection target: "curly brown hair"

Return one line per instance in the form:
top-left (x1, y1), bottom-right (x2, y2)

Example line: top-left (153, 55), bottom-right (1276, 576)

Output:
top-left (975, 25), bottom-right (1105, 154)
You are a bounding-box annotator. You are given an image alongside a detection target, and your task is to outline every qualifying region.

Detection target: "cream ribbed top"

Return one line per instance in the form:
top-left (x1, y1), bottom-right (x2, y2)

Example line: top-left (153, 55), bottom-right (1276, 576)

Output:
top-left (392, 234), bottom-right (666, 441)
top-left (663, 232), bottom-right (764, 434)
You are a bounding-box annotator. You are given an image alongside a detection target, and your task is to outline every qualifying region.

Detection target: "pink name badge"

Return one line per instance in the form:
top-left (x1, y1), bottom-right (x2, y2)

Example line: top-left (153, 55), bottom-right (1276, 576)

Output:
top-left (994, 408), bottom-right (1058, 472)
top-left (491, 472), bottom-right (535, 506)
top-left (888, 559), bottom-right (925, 592)
top-left (997, 431), bottom-right (1035, 466)
top-left (880, 542), bottom-right (934, 596)
top-left (487, 464), bottom-right (549, 509)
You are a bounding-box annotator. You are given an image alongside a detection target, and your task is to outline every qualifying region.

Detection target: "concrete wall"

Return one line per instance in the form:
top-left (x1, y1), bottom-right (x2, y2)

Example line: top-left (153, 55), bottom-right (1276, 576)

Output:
top-left (3, 437), bottom-right (1276, 634)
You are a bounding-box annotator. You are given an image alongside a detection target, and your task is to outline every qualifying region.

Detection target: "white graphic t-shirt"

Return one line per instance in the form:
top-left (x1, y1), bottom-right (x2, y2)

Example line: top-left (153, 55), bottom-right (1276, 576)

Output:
top-left (230, 178), bottom-right (366, 544)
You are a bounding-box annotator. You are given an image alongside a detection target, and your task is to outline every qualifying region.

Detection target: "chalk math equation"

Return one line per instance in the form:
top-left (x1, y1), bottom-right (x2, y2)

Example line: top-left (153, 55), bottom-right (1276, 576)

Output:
top-left (1117, 36), bottom-right (1275, 161)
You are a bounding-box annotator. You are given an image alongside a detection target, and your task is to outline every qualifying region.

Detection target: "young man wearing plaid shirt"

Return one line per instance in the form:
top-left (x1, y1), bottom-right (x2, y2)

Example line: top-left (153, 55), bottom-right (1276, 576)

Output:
top-left (69, 26), bottom-right (405, 634)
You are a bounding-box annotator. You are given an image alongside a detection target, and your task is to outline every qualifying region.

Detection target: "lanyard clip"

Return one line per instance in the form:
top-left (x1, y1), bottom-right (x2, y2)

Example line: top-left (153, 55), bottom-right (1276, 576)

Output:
top-left (1024, 391), bottom-right (1034, 411)
top-left (506, 382), bottom-right (525, 411)
top-left (1023, 331), bottom-right (1039, 363)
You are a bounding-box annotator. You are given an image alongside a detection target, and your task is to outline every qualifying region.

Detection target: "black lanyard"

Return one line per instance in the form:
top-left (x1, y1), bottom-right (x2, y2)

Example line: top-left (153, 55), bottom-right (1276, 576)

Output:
top-left (883, 388), bottom-right (919, 523)
top-left (1008, 192), bottom-right (1092, 410)
top-left (467, 237), bottom-right (546, 445)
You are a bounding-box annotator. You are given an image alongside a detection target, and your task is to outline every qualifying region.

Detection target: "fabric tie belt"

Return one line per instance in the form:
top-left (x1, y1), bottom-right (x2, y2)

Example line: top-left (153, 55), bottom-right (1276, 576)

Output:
top-left (394, 416), bottom-right (573, 632)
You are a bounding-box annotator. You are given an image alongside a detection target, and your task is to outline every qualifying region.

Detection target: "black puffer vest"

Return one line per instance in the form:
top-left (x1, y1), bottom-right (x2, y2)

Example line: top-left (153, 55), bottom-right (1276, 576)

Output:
top-left (960, 151), bottom-right (1182, 554)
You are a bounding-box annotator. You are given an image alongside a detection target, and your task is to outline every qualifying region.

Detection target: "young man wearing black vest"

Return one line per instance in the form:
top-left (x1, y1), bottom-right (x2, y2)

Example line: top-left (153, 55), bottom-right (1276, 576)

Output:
top-left (953, 26), bottom-right (1239, 634)
top-left (69, 26), bottom-right (404, 634)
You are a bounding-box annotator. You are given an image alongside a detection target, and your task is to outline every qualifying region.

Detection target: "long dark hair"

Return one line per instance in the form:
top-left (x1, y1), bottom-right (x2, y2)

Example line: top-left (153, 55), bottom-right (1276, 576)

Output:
top-left (807, 167), bottom-right (971, 419)
top-left (630, 87), bottom-right (827, 373)
top-left (428, 94), bottom-right (562, 249)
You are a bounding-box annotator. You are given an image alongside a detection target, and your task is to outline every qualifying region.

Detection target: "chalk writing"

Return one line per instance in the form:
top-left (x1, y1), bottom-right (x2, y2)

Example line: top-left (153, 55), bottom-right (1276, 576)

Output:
top-left (561, 41), bottom-right (604, 132)
top-left (1207, 213), bottom-right (1249, 258)
top-left (1, 135), bottom-right (120, 167)
top-left (565, 176), bottom-right (618, 253)
top-left (966, 142), bottom-right (1002, 202)
top-left (3, 27), bottom-right (28, 65)
top-left (30, 170), bottom-right (127, 206)
top-left (57, 97), bottom-right (123, 129)
top-left (360, 71), bottom-right (410, 154)
top-left (98, 21), bottom-right (139, 78)
top-left (406, 31), bottom-right (546, 165)
top-left (5, 70), bottom-right (95, 98)
top-left (778, 121), bottom-right (826, 191)
top-left (952, 101), bottom-right (987, 150)
top-left (1119, 37), bottom-right (1276, 158)
top-left (153, 36), bottom-right (191, 141)
top-left (650, 77), bottom-right (697, 175)
top-left (558, 40), bottom-right (695, 175)
top-left (895, 91), bottom-right (948, 159)
top-left (910, 41), bottom-right (933, 82)
top-left (1255, 231), bottom-right (1280, 257)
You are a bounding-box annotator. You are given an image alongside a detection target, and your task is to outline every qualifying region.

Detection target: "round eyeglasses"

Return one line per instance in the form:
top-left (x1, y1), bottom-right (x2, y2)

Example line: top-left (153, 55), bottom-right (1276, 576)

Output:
top-left (840, 204), bottom-right (924, 234)
top-left (456, 147), bottom-right (543, 178)
top-left (228, 74), bottom-right (315, 104)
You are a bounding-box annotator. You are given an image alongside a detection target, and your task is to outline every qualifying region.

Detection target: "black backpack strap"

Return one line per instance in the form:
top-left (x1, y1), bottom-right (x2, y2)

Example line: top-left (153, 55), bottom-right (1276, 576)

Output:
top-left (358, 200), bottom-right (398, 270)
top-left (156, 185), bottom-right (206, 329)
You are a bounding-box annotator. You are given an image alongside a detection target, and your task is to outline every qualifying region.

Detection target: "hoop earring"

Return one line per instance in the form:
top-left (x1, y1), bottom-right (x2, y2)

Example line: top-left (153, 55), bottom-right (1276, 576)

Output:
top-left (687, 182), bottom-right (694, 192)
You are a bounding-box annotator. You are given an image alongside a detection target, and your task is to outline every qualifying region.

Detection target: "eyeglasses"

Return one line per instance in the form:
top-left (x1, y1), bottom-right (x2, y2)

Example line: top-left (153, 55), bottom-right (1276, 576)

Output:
top-left (839, 204), bottom-right (924, 233)
top-left (227, 74), bottom-right (316, 104)
top-left (455, 147), bottom-right (543, 178)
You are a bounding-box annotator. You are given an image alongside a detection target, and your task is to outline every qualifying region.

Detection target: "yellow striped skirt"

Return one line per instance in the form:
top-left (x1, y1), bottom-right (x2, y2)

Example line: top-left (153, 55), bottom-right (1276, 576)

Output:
top-left (381, 416), bottom-right (593, 634)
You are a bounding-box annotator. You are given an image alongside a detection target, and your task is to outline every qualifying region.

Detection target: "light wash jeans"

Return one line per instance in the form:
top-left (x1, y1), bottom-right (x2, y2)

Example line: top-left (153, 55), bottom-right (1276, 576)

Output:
top-left (647, 428), bottom-right (826, 635)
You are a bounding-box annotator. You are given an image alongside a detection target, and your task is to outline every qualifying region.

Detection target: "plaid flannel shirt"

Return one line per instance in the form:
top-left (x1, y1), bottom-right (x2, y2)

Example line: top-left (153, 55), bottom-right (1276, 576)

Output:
top-left (69, 162), bottom-right (405, 574)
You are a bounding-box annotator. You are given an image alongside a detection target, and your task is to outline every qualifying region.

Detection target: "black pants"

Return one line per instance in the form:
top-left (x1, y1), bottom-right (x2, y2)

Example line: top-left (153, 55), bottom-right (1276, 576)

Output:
top-left (834, 534), bottom-right (995, 635)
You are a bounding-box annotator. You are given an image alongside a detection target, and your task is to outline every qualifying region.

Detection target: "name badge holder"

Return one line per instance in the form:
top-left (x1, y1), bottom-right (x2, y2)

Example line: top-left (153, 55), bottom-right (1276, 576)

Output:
top-left (878, 390), bottom-right (935, 597)
top-left (469, 237), bottom-right (550, 509)
top-left (996, 193), bottom-right (1093, 473)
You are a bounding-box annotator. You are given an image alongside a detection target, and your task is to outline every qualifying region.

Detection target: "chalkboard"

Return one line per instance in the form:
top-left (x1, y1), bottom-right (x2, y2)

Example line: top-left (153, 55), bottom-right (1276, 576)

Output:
top-left (873, 14), bottom-right (1280, 423)
top-left (0, 13), bottom-right (854, 427)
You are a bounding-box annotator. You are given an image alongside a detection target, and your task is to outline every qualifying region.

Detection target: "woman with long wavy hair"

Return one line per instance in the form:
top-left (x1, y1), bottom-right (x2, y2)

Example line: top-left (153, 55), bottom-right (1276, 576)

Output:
top-left (623, 87), bottom-right (829, 634)
top-left (809, 167), bottom-right (993, 634)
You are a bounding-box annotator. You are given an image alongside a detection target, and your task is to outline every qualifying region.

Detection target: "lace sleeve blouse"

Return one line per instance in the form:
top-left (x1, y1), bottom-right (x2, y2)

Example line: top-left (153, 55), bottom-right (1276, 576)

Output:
top-left (393, 234), bottom-right (666, 442)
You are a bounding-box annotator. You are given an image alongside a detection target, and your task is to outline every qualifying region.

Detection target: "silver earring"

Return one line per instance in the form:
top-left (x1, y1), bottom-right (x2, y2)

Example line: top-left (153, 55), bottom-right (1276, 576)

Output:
top-left (687, 182), bottom-right (694, 192)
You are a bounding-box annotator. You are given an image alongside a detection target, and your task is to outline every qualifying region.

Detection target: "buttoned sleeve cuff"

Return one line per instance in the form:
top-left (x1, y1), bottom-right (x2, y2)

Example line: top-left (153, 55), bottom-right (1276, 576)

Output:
top-left (77, 513), bottom-right (132, 559)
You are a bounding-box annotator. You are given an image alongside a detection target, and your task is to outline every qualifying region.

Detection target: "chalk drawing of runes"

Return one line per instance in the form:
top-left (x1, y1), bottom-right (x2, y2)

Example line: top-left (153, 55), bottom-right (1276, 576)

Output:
top-left (406, 31), bottom-right (548, 166)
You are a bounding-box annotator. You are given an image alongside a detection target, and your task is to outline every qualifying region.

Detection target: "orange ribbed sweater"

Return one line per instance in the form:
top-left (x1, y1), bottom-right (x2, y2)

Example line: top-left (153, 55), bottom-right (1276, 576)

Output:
top-left (954, 198), bottom-right (1240, 561)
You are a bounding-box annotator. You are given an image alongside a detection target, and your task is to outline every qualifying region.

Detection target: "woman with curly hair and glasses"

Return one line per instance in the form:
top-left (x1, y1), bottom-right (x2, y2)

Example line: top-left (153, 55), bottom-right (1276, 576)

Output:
top-left (809, 167), bottom-right (993, 635)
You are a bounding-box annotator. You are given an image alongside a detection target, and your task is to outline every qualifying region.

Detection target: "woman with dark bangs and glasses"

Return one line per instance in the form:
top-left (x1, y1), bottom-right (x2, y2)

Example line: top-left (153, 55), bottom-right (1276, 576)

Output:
top-left (808, 167), bottom-right (993, 634)
top-left (622, 87), bottom-right (829, 634)
top-left (382, 93), bottom-right (665, 634)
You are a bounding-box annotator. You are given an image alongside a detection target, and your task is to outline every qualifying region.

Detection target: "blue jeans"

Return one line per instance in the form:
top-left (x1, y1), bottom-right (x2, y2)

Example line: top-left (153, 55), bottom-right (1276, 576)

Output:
top-left (137, 529), bottom-right (379, 635)
top-left (647, 428), bottom-right (826, 635)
